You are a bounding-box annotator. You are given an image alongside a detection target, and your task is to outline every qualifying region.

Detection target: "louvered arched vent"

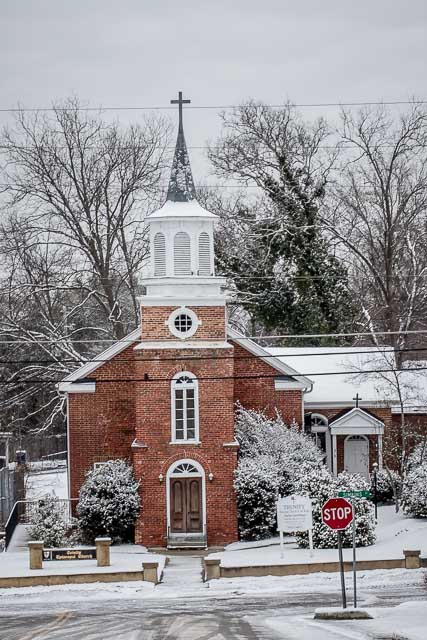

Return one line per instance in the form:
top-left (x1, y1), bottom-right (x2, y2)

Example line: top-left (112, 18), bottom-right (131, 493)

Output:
top-left (174, 232), bottom-right (191, 275)
top-left (198, 232), bottom-right (211, 276)
top-left (153, 232), bottom-right (166, 276)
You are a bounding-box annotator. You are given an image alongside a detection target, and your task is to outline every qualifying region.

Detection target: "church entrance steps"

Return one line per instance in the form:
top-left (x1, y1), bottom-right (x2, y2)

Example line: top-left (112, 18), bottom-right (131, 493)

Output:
top-left (166, 533), bottom-right (207, 550)
top-left (157, 555), bottom-right (208, 591)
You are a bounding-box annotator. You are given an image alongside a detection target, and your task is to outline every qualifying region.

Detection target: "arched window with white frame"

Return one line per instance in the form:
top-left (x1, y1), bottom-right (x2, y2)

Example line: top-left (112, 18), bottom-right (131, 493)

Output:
top-left (171, 372), bottom-right (199, 442)
top-left (174, 232), bottom-right (191, 275)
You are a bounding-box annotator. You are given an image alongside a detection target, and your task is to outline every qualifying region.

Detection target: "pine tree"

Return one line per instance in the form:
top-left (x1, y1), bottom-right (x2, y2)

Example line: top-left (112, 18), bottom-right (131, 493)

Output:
top-left (28, 496), bottom-right (68, 548)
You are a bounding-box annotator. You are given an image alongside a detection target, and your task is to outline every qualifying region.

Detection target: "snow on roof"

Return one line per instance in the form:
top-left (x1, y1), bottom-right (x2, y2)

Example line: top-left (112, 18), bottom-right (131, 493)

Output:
top-left (265, 346), bottom-right (413, 407)
top-left (147, 199), bottom-right (218, 220)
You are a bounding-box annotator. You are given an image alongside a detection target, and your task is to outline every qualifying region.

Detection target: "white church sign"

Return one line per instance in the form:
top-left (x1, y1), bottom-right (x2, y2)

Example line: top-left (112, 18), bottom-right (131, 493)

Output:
top-left (276, 495), bottom-right (313, 558)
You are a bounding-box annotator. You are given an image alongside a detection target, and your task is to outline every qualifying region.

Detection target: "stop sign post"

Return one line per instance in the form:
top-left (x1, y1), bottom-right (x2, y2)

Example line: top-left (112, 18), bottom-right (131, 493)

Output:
top-left (322, 498), bottom-right (354, 609)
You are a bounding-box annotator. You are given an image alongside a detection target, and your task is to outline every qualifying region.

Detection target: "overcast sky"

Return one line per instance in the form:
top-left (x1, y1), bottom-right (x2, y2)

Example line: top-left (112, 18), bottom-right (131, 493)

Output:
top-left (1, 0), bottom-right (426, 180)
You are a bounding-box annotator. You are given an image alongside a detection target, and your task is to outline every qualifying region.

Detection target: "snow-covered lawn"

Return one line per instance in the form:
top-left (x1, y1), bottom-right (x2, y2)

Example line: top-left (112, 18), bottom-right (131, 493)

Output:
top-left (25, 467), bottom-right (68, 500)
top-left (267, 600), bottom-right (427, 640)
top-left (208, 505), bottom-right (427, 567)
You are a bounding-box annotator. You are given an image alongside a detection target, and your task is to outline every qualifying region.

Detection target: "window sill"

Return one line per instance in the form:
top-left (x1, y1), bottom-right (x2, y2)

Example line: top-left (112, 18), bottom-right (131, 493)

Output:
top-left (169, 441), bottom-right (201, 446)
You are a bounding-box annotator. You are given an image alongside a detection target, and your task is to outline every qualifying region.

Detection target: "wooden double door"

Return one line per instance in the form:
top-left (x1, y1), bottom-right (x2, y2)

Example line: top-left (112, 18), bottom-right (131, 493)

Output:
top-left (170, 477), bottom-right (203, 533)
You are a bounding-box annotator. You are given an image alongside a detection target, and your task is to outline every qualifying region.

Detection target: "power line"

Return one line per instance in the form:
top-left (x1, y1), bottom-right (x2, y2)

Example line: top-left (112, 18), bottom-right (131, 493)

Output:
top-left (0, 329), bottom-right (427, 351)
top-left (0, 100), bottom-right (426, 113)
top-left (1, 327), bottom-right (427, 346)
top-left (2, 364), bottom-right (427, 385)
top-left (0, 345), bottom-right (425, 366)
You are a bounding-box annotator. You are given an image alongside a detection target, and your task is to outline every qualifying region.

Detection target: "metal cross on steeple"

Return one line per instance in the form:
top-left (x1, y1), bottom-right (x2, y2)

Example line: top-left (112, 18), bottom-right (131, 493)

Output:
top-left (167, 90), bottom-right (196, 203)
top-left (353, 393), bottom-right (362, 408)
top-left (170, 91), bottom-right (191, 133)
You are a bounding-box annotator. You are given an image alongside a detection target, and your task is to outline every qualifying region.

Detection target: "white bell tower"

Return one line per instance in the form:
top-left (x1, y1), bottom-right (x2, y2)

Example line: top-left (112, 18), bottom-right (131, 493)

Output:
top-left (140, 92), bottom-right (226, 306)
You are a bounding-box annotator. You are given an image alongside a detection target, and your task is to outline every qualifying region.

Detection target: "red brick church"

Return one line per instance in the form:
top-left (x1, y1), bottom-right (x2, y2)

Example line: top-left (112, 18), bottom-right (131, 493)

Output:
top-left (60, 93), bottom-right (395, 549)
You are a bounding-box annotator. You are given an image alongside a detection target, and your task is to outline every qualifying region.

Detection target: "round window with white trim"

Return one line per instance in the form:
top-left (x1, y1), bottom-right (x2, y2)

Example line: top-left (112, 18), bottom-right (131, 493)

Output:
top-left (168, 307), bottom-right (199, 339)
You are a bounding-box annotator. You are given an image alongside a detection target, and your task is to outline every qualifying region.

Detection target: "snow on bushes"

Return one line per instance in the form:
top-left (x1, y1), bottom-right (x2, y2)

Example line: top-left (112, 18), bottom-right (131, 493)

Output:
top-left (295, 469), bottom-right (376, 548)
top-left (77, 459), bottom-right (140, 542)
top-left (234, 407), bottom-right (323, 540)
top-left (406, 442), bottom-right (427, 471)
top-left (28, 496), bottom-right (68, 547)
top-left (402, 464), bottom-right (427, 518)
top-left (371, 468), bottom-right (401, 503)
top-left (234, 456), bottom-right (280, 540)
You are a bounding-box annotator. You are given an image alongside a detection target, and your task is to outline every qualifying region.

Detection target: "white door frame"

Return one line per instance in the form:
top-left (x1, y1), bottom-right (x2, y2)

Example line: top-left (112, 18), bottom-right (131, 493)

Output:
top-left (166, 458), bottom-right (206, 536)
top-left (344, 434), bottom-right (370, 477)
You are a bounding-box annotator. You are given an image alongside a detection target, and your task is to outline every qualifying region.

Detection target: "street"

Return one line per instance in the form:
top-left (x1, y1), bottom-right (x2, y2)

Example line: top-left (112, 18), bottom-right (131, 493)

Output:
top-left (0, 585), bottom-right (426, 640)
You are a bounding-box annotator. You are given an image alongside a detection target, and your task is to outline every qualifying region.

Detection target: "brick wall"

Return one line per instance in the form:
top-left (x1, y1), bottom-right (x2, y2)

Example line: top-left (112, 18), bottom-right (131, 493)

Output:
top-left (68, 314), bottom-right (311, 548)
top-left (68, 344), bottom-right (136, 501)
top-left (232, 342), bottom-right (303, 425)
top-left (133, 344), bottom-right (238, 547)
top-left (140, 305), bottom-right (226, 341)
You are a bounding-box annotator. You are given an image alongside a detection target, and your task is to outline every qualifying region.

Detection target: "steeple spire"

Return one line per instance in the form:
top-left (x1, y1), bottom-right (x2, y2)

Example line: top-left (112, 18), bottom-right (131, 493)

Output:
top-left (167, 91), bottom-right (196, 203)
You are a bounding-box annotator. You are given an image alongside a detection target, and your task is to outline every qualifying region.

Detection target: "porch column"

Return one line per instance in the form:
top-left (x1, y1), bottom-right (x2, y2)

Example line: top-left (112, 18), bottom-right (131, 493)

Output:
top-left (378, 434), bottom-right (383, 470)
top-left (332, 434), bottom-right (338, 476)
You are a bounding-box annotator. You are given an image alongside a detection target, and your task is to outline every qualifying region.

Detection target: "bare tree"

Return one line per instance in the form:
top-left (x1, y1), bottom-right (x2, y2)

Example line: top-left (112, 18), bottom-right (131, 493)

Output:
top-left (0, 98), bottom-right (171, 435)
top-left (0, 98), bottom-right (170, 338)
top-left (328, 104), bottom-right (427, 358)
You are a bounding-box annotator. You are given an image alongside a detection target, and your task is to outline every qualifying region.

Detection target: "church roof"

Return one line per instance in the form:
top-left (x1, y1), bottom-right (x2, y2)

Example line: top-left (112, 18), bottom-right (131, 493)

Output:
top-left (148, 198), bottom-right (218, 220)
top-left (57, 327), bottom-right (312, 392)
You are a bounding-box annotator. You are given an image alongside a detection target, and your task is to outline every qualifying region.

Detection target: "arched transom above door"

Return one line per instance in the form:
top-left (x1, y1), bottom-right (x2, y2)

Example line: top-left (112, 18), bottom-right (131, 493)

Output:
top-left (170, 462), bottom-right (200, 476)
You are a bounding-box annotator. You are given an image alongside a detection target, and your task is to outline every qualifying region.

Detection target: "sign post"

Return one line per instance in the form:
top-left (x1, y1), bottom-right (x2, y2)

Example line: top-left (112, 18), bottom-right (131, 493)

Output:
top-left (337, 490), bottom-right (371, 608)
top-left (321, 497), bottom-right (354, 609)
top-left (277, 495), bottom-right (313, 559)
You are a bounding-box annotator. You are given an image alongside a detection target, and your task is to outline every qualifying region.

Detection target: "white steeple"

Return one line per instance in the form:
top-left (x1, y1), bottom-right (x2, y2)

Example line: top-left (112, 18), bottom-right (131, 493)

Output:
top-left (140, 92), bottom-right (226, 305)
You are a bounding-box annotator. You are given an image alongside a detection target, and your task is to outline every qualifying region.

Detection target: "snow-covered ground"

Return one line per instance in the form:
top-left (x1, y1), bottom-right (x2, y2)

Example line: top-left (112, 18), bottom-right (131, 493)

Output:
top-left (25, 467), bottom-right (68, 500)
top-left (0, 544), bottom-right (165, 581)
top-left (208, 505), bottom-right (427, 567)
top-left (267, 600), bottom-right (427, 640)
top-left (0, 565), bottom-right (425, 605)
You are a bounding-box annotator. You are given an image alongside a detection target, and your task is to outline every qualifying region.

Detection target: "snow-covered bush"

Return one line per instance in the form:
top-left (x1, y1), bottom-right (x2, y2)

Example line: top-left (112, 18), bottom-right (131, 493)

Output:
top-left (406, 441), bottom-right (427, 472)
top-left (402, 464), bottom-right (427, 518)
top-left (77, 459), bottom-right (140, 542)
top-left (28, 496), bottom-right (68, 547)
top-left (234, 456), bottom-right (280, 540)
top-left (295, 469), bottom-right (376, 548)
top-left (234, 407), bottom-right (323, 539)
top-left (371, 468), bottom-right (401, 503)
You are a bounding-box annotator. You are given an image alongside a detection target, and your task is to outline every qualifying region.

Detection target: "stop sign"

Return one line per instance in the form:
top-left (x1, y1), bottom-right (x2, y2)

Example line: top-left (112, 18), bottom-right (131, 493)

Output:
top-left (321, 497), bottom-right (353, 530)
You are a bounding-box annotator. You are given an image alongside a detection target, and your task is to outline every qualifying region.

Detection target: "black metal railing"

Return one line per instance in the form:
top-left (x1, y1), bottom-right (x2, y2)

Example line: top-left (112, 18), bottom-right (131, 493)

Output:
top-left (4, 498), bottom-right (78, 551)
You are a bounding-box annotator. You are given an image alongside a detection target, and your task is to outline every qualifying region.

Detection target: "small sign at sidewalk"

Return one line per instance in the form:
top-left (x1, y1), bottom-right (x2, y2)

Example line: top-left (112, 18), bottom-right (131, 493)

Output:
top-left (43, 548), bottom-right (97, 561)
top-left (277, 495), bottom-right (313, 559)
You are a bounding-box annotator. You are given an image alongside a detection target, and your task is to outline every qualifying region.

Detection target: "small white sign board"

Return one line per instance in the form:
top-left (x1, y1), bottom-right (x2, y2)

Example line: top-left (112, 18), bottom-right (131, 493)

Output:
top-left (276, 495), bottom-right (313, 558)
top-left (277, 495), bottom-right (313, 532)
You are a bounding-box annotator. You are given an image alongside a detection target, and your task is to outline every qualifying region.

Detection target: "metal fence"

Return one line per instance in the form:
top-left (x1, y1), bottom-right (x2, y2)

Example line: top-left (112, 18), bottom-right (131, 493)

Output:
top-left (0, 467), bottom-right (24, 528)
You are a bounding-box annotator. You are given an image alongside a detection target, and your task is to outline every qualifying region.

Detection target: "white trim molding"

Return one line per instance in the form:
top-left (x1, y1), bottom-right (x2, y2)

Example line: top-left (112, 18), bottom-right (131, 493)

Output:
top-left (58, 381), bottom-right (96, 393)
top-left (329, 407), bottom-right (384, 436)
top-left (274, 379), bottom-right (307, 391)
top-left (171, 371), bottom-right (200, 443)
top-left (134, 340), bottom-right (232, 351)
top-left (166, 306), bottom-right (201, 340)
